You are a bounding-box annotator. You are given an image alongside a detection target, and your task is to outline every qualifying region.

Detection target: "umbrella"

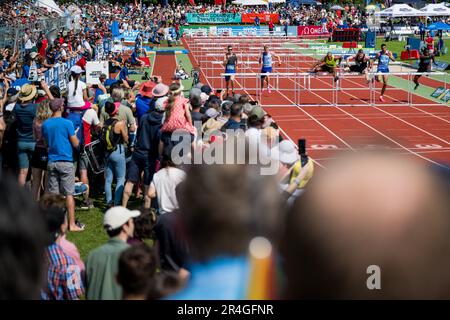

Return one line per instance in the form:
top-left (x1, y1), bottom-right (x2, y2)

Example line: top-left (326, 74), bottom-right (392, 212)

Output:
top-left (427, 21), bottom-right (450, 31)
top-left (330, 5), bottom-right (345, 10)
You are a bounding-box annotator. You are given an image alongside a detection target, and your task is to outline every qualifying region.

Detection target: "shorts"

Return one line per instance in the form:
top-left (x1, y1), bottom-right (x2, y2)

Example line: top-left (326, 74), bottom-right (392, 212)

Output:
top-left (47, 161), bottom-right (75, 196)
top-left (17, 141), bottom-right (36, 169)
top-left (261, 67), bottom-right (272, 78)
top-left (377, 68), bottom-right (390, 74)
top-left (349, 64), bottom-right (367, 74)
top-left (126, 153), bottom-right (156, 185)
top-left (417, 66), bottom-right (429, 73)
top-left (74, 150), bottom-right (89, 171)
top-left (30, 145), bottom-right (48, 170)
top-left (321, 65), bottom-right (335, 73)
top-left (225, 68), bottom-right (236, 81)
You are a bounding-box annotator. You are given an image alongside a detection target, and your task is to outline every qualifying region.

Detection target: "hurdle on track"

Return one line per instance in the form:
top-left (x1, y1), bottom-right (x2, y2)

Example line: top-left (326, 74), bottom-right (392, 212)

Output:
top-left (211, 72), bottom-right (448, 107)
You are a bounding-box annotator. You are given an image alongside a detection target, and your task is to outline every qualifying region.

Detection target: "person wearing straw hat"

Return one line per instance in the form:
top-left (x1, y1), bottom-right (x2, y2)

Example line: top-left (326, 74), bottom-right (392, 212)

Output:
top-left (223, 45), bottom-right (238, 96)
top-left (13, 83), bottom-right (38, 186)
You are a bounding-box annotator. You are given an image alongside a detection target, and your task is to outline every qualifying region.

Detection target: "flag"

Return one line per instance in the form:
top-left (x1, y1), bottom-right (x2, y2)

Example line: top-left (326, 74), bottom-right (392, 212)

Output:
top-left (189, 0), bottom-right (195, 5)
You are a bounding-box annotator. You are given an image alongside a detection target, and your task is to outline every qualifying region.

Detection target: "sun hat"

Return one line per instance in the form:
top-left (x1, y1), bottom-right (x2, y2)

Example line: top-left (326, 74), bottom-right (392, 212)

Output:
top-left (139, 81), bottom-right (155, 98)
top-left (103, 206), bottom-right (141, 231)
top-left (155, 96), bottom-right (168, 112)
top-left (151, 83), bottom-right (169, 97)
top-left (272, 140), bottom-right (299, 165)
top-left (18, 84), bottom-right (37, 102)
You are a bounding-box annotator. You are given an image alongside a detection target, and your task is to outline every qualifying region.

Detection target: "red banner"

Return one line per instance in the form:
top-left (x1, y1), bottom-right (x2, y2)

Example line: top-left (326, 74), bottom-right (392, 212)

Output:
top-left (297, 26), bottom-right (330, 37)
top-left (241, 13), bottom-right (280, 24)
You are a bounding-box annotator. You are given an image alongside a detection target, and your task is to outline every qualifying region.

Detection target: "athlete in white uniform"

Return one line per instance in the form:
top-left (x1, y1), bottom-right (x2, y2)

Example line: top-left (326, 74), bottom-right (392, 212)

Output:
top-left (258, 45), bottom-right (281, 93)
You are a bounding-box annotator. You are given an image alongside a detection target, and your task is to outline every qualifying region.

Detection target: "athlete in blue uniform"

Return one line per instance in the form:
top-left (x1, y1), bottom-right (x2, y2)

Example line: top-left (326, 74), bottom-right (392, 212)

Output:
top-left (223, 45), bottom-right (238, 95)
top-left (259, 45), bottom-right (281, 93)
top-left (375, 44), bottom-right (396, 102)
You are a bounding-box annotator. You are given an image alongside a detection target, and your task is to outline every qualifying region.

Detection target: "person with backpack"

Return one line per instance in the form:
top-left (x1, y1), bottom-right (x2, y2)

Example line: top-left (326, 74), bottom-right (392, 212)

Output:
top-left (122, 96), bottom-right (167, 209)
top-left (103, 101), bottom-right (129, 208)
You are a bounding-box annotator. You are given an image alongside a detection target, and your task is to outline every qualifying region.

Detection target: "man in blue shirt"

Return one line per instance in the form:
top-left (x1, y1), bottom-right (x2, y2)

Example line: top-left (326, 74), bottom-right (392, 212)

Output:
top-left (42, 98), bottom-right (84, 232)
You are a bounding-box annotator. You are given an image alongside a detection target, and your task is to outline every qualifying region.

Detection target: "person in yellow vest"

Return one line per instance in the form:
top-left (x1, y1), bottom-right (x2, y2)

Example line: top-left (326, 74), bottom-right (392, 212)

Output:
top-left (311, 52), bottom-right (342, 82)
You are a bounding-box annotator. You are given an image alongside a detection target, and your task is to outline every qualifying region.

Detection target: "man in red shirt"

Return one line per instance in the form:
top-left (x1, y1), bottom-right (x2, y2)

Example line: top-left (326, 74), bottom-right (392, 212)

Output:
top-left (268, 20), bottom-right (274, 35)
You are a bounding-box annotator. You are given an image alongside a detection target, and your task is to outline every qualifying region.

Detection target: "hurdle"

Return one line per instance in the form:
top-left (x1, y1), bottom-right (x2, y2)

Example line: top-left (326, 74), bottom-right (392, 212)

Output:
top-left (212, 71), bottom-right (449, 108)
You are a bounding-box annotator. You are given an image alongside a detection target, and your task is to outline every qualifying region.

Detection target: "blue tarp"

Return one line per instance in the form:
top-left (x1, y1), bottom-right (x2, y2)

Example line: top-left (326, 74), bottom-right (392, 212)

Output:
top-left (427, 21), bottom-right (450, 31)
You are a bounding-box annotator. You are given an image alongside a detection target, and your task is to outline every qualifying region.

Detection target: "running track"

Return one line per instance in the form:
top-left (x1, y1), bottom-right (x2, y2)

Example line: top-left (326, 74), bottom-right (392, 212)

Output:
top-left (183, 38), bottom-right (450, 169)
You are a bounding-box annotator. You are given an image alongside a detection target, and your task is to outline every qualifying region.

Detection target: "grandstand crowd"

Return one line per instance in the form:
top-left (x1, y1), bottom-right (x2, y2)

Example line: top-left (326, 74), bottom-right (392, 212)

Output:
top-left (0, 0), bottom-right (449, 301)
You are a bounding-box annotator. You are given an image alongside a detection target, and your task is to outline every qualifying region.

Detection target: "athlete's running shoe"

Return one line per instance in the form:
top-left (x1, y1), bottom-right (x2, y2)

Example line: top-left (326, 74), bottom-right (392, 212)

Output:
top-left (379, 95), bottom-right (386, 102)
top-left (267, 88), bottom-right (272, 93)
top-left (414, 83), bottom-right (419, 90)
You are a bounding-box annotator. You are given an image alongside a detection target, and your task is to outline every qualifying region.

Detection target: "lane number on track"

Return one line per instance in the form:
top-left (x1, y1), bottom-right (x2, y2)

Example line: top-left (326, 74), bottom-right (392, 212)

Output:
top-left (310, 144), bottom-right (338, 150)
top-left (415, 144), bottom-right (443, 149)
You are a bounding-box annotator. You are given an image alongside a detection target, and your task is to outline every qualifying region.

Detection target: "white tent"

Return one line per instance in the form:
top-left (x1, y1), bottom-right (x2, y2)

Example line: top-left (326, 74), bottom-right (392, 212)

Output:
top-left (375, 4), bottom-right (425, 17)
top-left (35, 0), bottom-right (64, 16)
top-left (420, 3), bottom-right (450, 16)
top-left (232, 0), bottom-right (266, 5)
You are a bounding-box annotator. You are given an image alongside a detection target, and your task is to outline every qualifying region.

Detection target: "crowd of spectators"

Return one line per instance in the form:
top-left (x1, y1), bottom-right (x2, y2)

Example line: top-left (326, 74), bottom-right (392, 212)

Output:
top-left (0, 0), bottom-right (449, 301)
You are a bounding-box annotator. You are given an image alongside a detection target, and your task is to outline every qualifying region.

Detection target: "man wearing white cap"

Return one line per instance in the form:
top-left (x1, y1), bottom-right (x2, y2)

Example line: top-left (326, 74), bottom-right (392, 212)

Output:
top-left (85, 207), bottom-right (140, 300)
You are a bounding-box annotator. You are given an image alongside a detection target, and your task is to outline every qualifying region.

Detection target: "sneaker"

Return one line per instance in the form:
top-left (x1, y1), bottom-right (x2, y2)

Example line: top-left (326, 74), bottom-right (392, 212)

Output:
top-left (80, 199), bottom-right (94, 210)
top-left (334, 76), bottom-right (339, 82)
top-left (414, 83), bottom-right (419, 90)
top-left (76, 219), bottom-right (85, 229)
top-left (267, 88), bottom-right (272, 93)
top-left (379, 96), bottom-right (386, 102)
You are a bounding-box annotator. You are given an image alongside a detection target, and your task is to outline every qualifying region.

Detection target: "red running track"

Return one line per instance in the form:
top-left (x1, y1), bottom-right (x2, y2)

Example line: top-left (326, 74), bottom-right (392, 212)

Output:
top-left (183, 37), bottom-right (450, 168)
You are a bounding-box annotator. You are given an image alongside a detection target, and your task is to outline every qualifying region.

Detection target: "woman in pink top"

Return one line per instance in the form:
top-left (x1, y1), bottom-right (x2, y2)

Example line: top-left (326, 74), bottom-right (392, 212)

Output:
top-left (160, 83), bottom-right (195, 155)
top-left (161, 83), bottom-right (195, 135)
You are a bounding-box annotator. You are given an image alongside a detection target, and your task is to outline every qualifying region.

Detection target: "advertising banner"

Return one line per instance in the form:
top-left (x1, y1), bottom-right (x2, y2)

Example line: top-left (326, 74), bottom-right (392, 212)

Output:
top-left (186, 13), bottom-right (241, 24)
top-left (241, 13), bottom-right (280, 24)
top-left (86, 61), bottom-right (109, 85)
top-left (297, 25), bottom-right (330, 37)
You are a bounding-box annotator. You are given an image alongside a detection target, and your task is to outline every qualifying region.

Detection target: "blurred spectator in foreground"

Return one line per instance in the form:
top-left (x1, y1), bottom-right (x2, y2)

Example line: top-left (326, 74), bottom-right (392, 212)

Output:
top-left (117, 244), bottom-right (157, 300)
top-left (0, 176), bottom-right (47, 299)
top-left (40, 194), bottom-right (85, 275)
top-left (168, 158), bottom-right (281, 299)
top-left (282, 152), bottom-right (450, 299)
top-left (86, 207), bottom-right (140, 300)
top-left (40, 205), bottom-right (84, 300)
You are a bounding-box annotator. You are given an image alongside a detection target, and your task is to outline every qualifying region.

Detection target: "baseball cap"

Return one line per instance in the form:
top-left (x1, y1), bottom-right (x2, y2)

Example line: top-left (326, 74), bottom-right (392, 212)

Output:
top-left (250, 106), bottom-right (266, 121)
top-left (103, 207), bottom-right (141, 231)
top-left (70, 65), bottom-right (84, 74)
top-left (29, 52), bottom-right (38, 59)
